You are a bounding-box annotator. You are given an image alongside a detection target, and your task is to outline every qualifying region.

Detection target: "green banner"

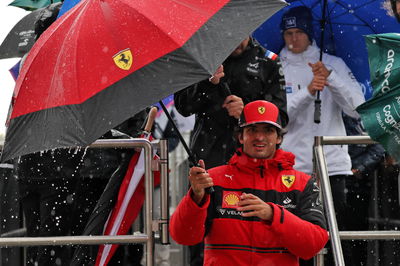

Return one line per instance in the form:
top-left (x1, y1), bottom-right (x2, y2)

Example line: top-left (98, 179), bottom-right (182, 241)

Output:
top-left (366, 33), bottom-right (400, 98)
top-left (357, 90), bottom-right (400, 160)
top-left (357, 33), bottom-right (400, 161)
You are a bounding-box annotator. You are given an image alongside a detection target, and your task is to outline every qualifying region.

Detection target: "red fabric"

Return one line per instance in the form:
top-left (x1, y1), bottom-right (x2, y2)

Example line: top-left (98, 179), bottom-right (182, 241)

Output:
top-left (95, 150), bottom-right (160, 266)
top-left (170, 149), bottom-right (328, 265)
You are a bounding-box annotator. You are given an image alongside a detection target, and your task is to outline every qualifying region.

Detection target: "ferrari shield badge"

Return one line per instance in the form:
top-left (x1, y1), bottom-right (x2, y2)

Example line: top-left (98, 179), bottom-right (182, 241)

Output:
top-left (113, 48), bottom-right (132, 70)
top-left (282, 175), bottom-right (295, 188)
top-left (258, 106), bottom-right (266, 114)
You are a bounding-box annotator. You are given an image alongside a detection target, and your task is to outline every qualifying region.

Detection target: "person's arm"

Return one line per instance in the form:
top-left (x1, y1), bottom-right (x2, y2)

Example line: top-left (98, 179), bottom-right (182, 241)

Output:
top-left (169, 160), bottom-right (214, 245)
top-left (324, 57), bottom-right (365, 118)
top-left (269, 176), bottom-right (328, 259)
top-left (174, 66), bottom-right (226, 117)
top-left (169, 188), bottom-right (210, 245)
top-left (285, 84), bottom-right (315, 123)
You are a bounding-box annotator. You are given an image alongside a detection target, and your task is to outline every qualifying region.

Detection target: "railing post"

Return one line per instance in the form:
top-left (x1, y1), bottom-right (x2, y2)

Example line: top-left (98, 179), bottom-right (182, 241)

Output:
top-left (143, 139), bottom-right (154, 266)
top-left (314, 136), bottom-right (345, 266)
top-left (158, 139), bottom-right (170, 245)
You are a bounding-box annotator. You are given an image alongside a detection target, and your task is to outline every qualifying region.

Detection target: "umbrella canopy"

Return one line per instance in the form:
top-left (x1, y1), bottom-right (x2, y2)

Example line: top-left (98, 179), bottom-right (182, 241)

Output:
top-left (253, 0), bottom-right (399, 100)
top-left (0, 2), bottom-right (62, 60)
top-left (2, 0), bottom-right (287, 161)
top-left (356, 33), bottom-right (400, 161)
top-left (8, 0), bottom-right (62, 11)
top-left (0, 9), bottom-right (39, 59)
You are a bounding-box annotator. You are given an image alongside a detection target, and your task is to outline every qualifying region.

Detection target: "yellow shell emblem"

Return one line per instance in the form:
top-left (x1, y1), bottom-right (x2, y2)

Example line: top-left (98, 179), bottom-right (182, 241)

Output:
top-left (282, 175), bottom-right (295, 188)
top-left (113, 48), bottom-right (132, 70)
top-left (258, 106), bottom-right (266, 114)
top-left (224, 193), bottom-right (240, 206)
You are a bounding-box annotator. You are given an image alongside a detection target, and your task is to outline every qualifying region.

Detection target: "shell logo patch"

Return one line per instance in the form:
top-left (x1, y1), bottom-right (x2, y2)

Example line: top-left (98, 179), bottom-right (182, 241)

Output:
top-left (113, 48), bottom-right (132, 70)
top-left (282, 175), bottom-right (295, 188)
top-left (222, 191), bottom-right (241, 209)
top-left (258, 106), bottom-right (266, 114)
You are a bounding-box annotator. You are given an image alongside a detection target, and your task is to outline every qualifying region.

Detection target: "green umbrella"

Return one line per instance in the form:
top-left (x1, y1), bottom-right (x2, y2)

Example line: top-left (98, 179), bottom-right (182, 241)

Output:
top-left (9, 0), bottom-right (61, 11)
top-left (357, 33), bottom-right (400, 161)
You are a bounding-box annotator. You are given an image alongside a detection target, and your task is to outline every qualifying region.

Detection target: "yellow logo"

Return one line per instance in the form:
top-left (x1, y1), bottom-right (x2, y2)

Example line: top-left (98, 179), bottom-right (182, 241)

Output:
top-left (113, 48), bottom-right (132, 70)
top-left (224, 193), bottom-right (240, 206)
top-left (258, 106), bottom-right (266, 114)
top-left (282, 175), bottom-right (295, 188)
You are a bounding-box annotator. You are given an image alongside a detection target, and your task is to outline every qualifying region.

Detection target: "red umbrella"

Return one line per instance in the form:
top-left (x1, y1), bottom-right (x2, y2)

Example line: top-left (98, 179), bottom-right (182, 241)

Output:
top-left (2, 0), bottom-right (286, 161)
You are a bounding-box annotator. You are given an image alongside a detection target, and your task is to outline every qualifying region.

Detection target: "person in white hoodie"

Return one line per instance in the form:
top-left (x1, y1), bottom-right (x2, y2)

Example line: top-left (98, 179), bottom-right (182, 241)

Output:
top-left (278, 6), bottom-right (365, 266)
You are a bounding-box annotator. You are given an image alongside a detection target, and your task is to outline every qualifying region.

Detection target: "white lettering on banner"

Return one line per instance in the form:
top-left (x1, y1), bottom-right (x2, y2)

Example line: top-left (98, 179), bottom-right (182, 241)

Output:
top-left (381, 49), bottom-right (395, 94)
top-left (376, 112), bottom-right (387, 131)
top-left (396, 96), bottom-right (400, 105)
top-left (383, 105), bottom-right (400, 132)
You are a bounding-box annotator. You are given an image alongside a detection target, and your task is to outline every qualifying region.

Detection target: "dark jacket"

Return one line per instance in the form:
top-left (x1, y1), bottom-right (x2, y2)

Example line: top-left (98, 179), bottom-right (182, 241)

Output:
top-left (343, 114), bottom-right (385, 175)
top-left (174, 38), bottom-right (288, 168)
top-left (170, 149), bottom-right (328, 265)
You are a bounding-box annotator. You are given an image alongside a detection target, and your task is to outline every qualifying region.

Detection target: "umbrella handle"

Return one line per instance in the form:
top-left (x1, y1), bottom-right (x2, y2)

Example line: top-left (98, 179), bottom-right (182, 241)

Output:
top-left (314, 98), bottom-right (321, 124)
top-left (144, 107), bottom-right (158, 133)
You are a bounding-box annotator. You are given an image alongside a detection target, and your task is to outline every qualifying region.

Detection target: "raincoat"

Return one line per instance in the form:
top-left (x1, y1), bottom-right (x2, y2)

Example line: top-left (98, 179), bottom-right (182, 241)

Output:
top-left (174, 37), bottom-right (288, 168)
top-left (279, 41), bottom-right (365, 175)
top-left (170, 149), bottom-right (328, 265)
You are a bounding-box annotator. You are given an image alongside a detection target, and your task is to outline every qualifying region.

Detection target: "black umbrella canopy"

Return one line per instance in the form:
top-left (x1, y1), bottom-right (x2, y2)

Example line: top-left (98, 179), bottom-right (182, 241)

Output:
top-left (2, 0), bottom-right (287, 162)
top-left (0, 9), bottom-right (39, 59)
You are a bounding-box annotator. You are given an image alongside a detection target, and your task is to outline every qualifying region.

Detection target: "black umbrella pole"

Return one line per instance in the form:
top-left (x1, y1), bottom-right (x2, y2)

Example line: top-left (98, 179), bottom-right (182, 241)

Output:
top-left (314, 0), bottom-right (327, 124)
top-left (158, 101), bottom-right (214, 193)
top-left (314, 97), bottom-right (321, 123)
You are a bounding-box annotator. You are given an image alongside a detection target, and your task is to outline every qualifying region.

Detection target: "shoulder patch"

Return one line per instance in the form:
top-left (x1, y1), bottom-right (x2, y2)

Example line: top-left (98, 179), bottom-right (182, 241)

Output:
top-left (265, 50), bottom-right (278, 61)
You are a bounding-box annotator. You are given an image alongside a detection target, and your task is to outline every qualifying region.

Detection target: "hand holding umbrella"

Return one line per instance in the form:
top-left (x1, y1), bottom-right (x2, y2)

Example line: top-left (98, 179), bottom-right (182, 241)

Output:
top-left (188, 159), bottom-right (214, 205)
top-left (307, 62), bottom-right (329, 101)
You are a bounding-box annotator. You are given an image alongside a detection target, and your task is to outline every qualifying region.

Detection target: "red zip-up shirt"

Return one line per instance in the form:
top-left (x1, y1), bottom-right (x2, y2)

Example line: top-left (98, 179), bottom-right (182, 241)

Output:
top-left (170, 149), bottom-right (328, 265)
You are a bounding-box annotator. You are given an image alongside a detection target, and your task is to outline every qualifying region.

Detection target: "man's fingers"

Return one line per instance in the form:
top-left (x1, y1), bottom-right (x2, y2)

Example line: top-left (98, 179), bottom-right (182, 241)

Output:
top-left (198, 159), bottom-right (205, 169)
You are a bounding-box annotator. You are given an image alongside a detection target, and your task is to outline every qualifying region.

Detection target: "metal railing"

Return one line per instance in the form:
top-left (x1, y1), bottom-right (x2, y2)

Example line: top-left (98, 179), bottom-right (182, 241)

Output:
top-left (0, 138), bottom-right (170, 266)
top-left (314, 136), bottom-right (400, 266)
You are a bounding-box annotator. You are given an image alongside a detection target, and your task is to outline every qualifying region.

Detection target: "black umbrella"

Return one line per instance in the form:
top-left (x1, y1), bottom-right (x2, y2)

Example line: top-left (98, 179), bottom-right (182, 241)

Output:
top-left (0, 10), bottom-right (38, 59)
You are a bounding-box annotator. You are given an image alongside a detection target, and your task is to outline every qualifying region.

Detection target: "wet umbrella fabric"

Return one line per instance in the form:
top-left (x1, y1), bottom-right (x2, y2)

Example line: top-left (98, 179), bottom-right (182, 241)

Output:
top-left (356, 33), bottom-right (400, 161)
top-left (0, 9), bottom-right (39, 59)
top-left (8, 0), bottom-right (62, 11)
top-left (253, 0), bottom-right (399, 100)
top-left (2, 0), bottom-right (287, 162)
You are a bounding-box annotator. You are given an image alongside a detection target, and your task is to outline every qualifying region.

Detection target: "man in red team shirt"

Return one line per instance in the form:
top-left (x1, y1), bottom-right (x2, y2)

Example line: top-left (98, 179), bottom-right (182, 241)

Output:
top-left (170, 100), bottom-right (328, 265)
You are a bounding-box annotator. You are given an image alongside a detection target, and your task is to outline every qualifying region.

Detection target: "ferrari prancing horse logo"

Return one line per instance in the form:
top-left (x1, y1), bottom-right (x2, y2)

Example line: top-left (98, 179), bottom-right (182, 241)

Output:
top-left (282, 175), bottom-right (295, 188)
top-left (113, 48), bottom-right (132, 70)
top-left (258, 106), bottom-right (266, 114)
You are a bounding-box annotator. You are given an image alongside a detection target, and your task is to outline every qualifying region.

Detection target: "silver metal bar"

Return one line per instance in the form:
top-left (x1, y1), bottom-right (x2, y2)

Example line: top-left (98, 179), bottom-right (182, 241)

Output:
top-left (339, 231), bottom-right (400, 240)
top-left (314, 136), bottom-right (345, 266)
top-left (318, 136), bottom-right (377, 145)
top-left (0, 235), bottom-right (149, 247)
top-left (143, 140), bottom-right (154, 266)
top-left (159, 139), bottom-right (170, 245)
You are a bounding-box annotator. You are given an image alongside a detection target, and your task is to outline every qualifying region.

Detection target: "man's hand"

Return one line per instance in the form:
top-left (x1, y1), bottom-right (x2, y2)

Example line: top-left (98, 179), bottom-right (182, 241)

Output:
top-left (222, 95), bottom-right (244, 119)
top-left (209, 65), bottom-right (225, 85)
top-left (188, 160), bottom-right (213, 205)
top-left (307, 75), bottom-right (328, 95)
top-left (307, 61), bottom-right (330, 95)
top-left (237, 193), bottom-right (274, 221)
top-left (308, 61), bottom-right (330, 79)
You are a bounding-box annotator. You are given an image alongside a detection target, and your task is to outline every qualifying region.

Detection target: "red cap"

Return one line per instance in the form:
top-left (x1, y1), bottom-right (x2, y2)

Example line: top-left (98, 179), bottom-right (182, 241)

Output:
top-left (239, 100), bottom-right (282, 129)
